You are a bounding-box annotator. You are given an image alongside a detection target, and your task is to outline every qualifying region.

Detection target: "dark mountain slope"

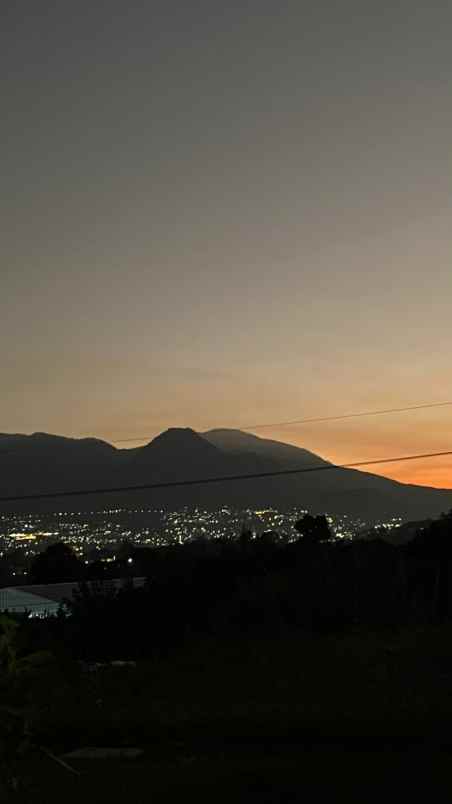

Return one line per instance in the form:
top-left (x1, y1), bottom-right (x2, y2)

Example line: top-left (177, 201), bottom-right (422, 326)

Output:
top-left (203, 429), bottom-right (452, 520)
top-left (1, 429), bottom-right (451, 521)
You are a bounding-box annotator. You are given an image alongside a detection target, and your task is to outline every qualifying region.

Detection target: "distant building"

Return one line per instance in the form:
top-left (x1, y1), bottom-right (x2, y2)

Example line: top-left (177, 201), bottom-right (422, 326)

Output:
top-left (0, 577), bottom-right (146, 618)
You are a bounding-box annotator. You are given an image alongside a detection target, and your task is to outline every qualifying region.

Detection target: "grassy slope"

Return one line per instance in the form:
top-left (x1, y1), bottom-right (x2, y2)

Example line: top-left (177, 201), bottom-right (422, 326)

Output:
top-left (4, 625), bottom-right (452, 800)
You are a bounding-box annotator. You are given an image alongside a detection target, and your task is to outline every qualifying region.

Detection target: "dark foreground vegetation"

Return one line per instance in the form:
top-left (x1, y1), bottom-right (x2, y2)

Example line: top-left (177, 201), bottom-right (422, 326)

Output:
top-left (2, 512), bottom-right (452, 801)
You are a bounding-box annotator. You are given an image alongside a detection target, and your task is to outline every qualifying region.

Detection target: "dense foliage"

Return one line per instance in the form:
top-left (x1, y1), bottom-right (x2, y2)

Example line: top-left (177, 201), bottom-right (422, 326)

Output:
top-left (9, 510), bottom-right (449, 662)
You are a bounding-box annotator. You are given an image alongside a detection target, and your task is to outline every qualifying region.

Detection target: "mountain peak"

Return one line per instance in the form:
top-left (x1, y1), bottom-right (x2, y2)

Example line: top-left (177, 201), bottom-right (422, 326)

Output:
top-left (148, 427), bottom-right (209, 447)
top-left (140, 427), bottom-right (223, 458)
top-left (128, 428), bottom-right (225, 477)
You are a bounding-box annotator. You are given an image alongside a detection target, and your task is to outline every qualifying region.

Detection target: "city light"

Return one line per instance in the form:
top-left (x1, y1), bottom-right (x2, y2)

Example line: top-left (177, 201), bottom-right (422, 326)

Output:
top-left (0, 505), bottom-right (401, 580)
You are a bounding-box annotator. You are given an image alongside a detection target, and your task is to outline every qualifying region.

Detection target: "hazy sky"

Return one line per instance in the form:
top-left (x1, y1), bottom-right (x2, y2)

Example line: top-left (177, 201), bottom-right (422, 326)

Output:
top-left (2, 1), bottom-right (451, 487)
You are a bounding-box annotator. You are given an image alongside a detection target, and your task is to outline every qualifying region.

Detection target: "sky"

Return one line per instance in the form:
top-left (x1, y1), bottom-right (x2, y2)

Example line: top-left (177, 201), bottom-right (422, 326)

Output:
top-left (1, 0), bottom-right (451, 488)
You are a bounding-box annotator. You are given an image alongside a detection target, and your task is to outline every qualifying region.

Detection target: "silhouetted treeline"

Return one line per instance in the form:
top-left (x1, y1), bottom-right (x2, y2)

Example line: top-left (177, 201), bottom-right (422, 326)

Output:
top-left (4, 511), bottom-right (451, 663)
top-left (6, 511), bottom-right (442, 662)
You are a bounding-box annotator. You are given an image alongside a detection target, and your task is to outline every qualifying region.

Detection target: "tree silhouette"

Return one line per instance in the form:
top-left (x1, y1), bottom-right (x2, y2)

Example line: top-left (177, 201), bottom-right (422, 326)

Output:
top-left (409, 510), bottom-right (452, 559)
top-left (409, 509), bottom-right (452, 621)
top-left (30, 542), bottom-right (83, 584)
top-left (294, 514), bottom-right (331, 545)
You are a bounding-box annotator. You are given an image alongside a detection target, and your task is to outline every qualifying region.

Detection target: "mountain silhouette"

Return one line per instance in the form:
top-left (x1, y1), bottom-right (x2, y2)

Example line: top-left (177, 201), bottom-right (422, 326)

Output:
top-left (0, 428), bottom-right (451, 521)
top-left (134, 428), bottom-right (223, 467)
top-left (203, 429), bottom-right (328, 466)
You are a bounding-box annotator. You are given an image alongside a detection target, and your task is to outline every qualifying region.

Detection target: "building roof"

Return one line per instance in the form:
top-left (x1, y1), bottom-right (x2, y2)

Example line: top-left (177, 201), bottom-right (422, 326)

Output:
top-left (0, 577), bottom-right (146, 616)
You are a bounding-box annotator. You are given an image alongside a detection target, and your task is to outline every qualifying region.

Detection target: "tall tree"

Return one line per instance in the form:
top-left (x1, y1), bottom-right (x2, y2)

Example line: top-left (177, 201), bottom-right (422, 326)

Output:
top-left (294, 514), bottom-right (332, 545)
top-left (30, 543), bottom-right (83, 584)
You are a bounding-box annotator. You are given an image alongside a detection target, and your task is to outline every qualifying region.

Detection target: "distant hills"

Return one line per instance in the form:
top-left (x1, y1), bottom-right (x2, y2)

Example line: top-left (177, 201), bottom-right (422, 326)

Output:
top-left (1, 428), bottom-right (452, 522)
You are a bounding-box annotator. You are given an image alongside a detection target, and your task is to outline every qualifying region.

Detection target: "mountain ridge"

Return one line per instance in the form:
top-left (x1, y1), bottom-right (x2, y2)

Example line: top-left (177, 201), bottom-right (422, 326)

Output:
top-left (0, 428), bottom-right (451, 521)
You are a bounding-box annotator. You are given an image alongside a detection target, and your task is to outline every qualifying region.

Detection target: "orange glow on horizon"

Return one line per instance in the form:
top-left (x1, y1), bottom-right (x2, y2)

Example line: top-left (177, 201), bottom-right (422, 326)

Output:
top-left (368, 464), bottom-right (452, 490)
top-left (109, 418), bottom-right (452, 490)
top-left (252, 426), bottom-right (452, 491)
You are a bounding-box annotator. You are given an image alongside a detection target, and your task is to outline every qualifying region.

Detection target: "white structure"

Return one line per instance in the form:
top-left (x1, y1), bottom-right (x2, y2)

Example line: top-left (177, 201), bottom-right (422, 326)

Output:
top-left (0, 577), bottom-right (146, 618)
top-left (0, 585), bottom-right (62, 616)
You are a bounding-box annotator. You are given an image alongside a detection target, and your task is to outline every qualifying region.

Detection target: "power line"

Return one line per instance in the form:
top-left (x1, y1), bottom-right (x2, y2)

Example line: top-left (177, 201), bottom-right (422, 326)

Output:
top-left (1, 448), bottom-right (452, 504)
top-left (108, 400), bottom-right (452, 443)
top-left (4, 401), bottom-right (451, 446)
top-left (240, 401), bottom-right (452, 431)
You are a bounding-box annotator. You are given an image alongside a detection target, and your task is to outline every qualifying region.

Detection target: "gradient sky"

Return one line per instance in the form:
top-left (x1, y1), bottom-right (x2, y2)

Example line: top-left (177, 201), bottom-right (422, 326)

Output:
top-left (2, 1), bottom-right (451, 488)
